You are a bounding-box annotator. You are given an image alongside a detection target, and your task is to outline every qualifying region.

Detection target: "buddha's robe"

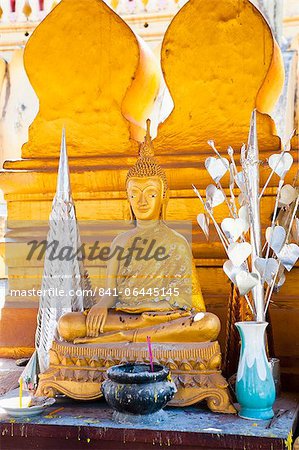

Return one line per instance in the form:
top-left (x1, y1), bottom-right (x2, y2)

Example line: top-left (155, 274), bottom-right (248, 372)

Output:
top-left (58, 222), bottom-right (220, 343)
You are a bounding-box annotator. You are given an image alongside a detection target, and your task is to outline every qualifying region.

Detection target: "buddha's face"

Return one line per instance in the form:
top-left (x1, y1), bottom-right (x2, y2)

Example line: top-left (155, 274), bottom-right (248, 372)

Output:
top-left (127, 177), bottom-right (164, 221)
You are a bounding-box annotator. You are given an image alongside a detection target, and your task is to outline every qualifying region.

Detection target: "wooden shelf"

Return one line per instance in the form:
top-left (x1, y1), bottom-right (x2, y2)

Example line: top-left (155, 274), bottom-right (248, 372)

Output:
top-left (0, 392), bottom-right (298, 450)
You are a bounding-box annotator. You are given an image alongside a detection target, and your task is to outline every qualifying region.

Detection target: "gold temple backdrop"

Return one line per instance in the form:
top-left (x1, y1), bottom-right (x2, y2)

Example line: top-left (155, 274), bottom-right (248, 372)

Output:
top-left (0, 0), bottom-right (298, 391)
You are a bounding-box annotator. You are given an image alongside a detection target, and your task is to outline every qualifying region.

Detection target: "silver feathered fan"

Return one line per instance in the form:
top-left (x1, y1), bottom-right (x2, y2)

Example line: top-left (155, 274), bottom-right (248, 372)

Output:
top-left (22, 129), bottom-right (95, 387)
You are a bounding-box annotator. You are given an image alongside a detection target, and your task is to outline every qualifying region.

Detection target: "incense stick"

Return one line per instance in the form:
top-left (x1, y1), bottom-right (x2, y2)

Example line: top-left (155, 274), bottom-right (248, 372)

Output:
top-left (147, 336), bottom-right (154, 373)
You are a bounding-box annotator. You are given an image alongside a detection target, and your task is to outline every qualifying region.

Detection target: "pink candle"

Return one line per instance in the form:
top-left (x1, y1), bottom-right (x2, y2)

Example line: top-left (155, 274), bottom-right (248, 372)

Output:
top-left (147, 336), bottom-right (154, 373)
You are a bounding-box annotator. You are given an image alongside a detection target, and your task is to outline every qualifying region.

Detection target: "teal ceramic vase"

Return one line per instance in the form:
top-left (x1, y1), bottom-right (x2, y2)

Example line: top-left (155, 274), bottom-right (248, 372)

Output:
top-left (235, 321), bottom-right (275, 420)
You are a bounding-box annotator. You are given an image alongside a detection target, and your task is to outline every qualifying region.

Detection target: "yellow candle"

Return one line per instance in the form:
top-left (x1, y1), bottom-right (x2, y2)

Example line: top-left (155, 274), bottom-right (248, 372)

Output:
top-left (19, 378), bottom-right (23, 409)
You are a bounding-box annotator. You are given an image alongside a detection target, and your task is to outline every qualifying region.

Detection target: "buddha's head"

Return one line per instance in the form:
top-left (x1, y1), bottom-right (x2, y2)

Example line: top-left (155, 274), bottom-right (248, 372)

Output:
top-left (126, 120), bottom-right (168, 221)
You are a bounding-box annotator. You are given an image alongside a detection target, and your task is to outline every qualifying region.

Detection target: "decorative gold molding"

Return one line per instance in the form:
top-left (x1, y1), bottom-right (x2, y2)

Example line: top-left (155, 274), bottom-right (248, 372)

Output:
top-left (37, 340), bottom-right (236, 414)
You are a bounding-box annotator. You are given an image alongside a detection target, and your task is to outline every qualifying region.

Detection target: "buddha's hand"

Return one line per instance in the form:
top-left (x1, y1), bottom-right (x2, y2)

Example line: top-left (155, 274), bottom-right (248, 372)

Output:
top-left (86, 303), bottom-right (108, 337)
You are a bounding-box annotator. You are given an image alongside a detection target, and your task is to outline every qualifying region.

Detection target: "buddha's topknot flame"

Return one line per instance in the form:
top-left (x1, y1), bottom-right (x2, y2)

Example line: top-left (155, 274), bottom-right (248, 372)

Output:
top-left (126, 119), bottom-right (168, 197)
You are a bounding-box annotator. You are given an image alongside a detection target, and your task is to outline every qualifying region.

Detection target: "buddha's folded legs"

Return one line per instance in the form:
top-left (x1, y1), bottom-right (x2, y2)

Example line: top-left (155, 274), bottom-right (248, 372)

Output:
top-left (58, 309), bottom-right (220, 344)
top-left (58, 309), bottom-right (188, 342)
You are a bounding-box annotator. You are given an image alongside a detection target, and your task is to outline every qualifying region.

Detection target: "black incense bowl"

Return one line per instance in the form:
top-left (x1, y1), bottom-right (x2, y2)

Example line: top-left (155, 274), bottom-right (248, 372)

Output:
top-left (102, 363), bottom-right (176, 416)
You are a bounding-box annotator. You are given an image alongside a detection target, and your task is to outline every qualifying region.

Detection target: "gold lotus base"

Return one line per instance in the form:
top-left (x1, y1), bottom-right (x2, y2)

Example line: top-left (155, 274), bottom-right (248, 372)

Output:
top-left (36, 340), bottom-right (236, 414)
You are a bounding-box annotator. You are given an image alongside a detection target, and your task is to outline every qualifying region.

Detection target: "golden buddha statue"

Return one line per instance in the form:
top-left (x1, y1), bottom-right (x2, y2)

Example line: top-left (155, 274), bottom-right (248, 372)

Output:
top-left (37, 122), bottom-right (234, 413)
top-left (58, 121), bottom-right (220, 345)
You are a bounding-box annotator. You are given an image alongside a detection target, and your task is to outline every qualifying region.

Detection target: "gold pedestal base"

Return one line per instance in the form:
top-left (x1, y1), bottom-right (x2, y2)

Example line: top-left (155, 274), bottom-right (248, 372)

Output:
top-left (36, 340), bottom-right (236, 414)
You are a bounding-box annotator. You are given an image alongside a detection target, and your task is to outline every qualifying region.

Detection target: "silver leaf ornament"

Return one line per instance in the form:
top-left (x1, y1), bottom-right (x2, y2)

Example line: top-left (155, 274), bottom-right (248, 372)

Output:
top-left (205, 157), bottom-right (229, 184)
top-left (268, 153), bottom-right (293, 179)
top-left (221, 217), bottom-right (246, 242)
top-left (265, 226), bottom-right (286, 255)
top-left (197, 213), bottom-right (209, 239)
top-left (235, 271), bottom-right (259, 296)
top-left (277, 243), bottom-right (299, 271)
top-left (206, 184), bottom-right (225, 208)
top-left (254, 257), bottom-right (279, 285)
top-left (227, 242), bottom-right (252, 267)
